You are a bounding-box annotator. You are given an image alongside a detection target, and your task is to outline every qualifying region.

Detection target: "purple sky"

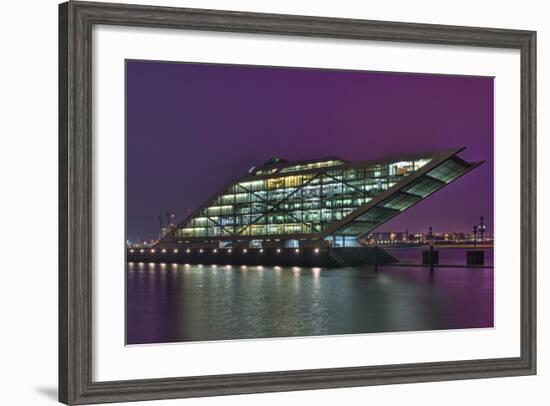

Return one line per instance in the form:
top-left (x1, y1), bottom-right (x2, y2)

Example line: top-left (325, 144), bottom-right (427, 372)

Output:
top-left (126, 60), bottom-right (493, 242)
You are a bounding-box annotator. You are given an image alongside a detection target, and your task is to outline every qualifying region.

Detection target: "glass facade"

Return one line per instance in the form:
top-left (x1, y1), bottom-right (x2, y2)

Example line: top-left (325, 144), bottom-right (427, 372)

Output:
top-left (330, 157), bottom-right (472, 236)
top-left (253, 159), bottom-right (345, 176)
top-left (173, 157), bottom-right (434, 239)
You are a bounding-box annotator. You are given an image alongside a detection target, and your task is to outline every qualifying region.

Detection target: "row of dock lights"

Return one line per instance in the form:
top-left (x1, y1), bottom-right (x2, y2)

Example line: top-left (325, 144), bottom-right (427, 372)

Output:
top-left (130, 263), bottom-right (316, 271)
top-left (130, 247), bottom-right (321, 254)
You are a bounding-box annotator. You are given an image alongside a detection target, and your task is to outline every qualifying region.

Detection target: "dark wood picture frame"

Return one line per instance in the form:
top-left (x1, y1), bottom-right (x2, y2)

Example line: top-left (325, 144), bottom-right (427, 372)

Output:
top-left (59, 1), bottom-right (536, 404)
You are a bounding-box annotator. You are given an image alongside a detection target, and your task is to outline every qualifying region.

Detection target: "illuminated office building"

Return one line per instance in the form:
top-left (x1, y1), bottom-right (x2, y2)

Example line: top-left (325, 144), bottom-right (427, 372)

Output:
top-left (157, 147), bottom-right (481, 250)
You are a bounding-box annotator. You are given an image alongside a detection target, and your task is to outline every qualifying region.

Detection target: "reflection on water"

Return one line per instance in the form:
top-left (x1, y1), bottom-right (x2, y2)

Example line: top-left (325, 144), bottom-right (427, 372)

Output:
top-left (126, 248), bottom-right (493, 344)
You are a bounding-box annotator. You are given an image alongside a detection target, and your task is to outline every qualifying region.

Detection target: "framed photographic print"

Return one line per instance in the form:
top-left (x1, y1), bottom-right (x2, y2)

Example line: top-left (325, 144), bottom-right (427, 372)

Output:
top-left (59, 1), bottom-right (536, 404)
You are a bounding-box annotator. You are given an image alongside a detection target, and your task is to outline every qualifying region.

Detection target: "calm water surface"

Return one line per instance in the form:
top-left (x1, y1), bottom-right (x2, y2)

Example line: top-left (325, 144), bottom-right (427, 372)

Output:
top-left (126, 248), bottom-right (493, 344)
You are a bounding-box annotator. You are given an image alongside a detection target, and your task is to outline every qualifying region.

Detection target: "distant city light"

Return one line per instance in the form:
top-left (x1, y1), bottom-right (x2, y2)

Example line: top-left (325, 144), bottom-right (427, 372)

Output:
top-left (314, 248), bottom-right (319, 253)
top-left (277, 248), bottom-right (281, 253)
top-left (130, 249), bottom-right (134, 253)
top-left (186, 249), bottom-right (190, 253)
top-left (199, 249), bottom-right (203, 253)
top-left (243, 249), bottom-right (247, 253)
top-left (161, 249), bottom-right (166, 253)
top-left (295, 249), bottom-right (300, 254)
top-left (213, 249), bottom-right (218, 253)
top-left (259, 249), bottom-right (264, 253)
top-left (173, 249), bottom-right (178, 253)
top-left (150, 249), bottom-right (155, 253)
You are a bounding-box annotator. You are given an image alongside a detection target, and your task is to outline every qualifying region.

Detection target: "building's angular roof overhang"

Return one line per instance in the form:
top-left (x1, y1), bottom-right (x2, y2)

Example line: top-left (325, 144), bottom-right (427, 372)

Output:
top-left (317, 147), bottom-right (483, 239)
